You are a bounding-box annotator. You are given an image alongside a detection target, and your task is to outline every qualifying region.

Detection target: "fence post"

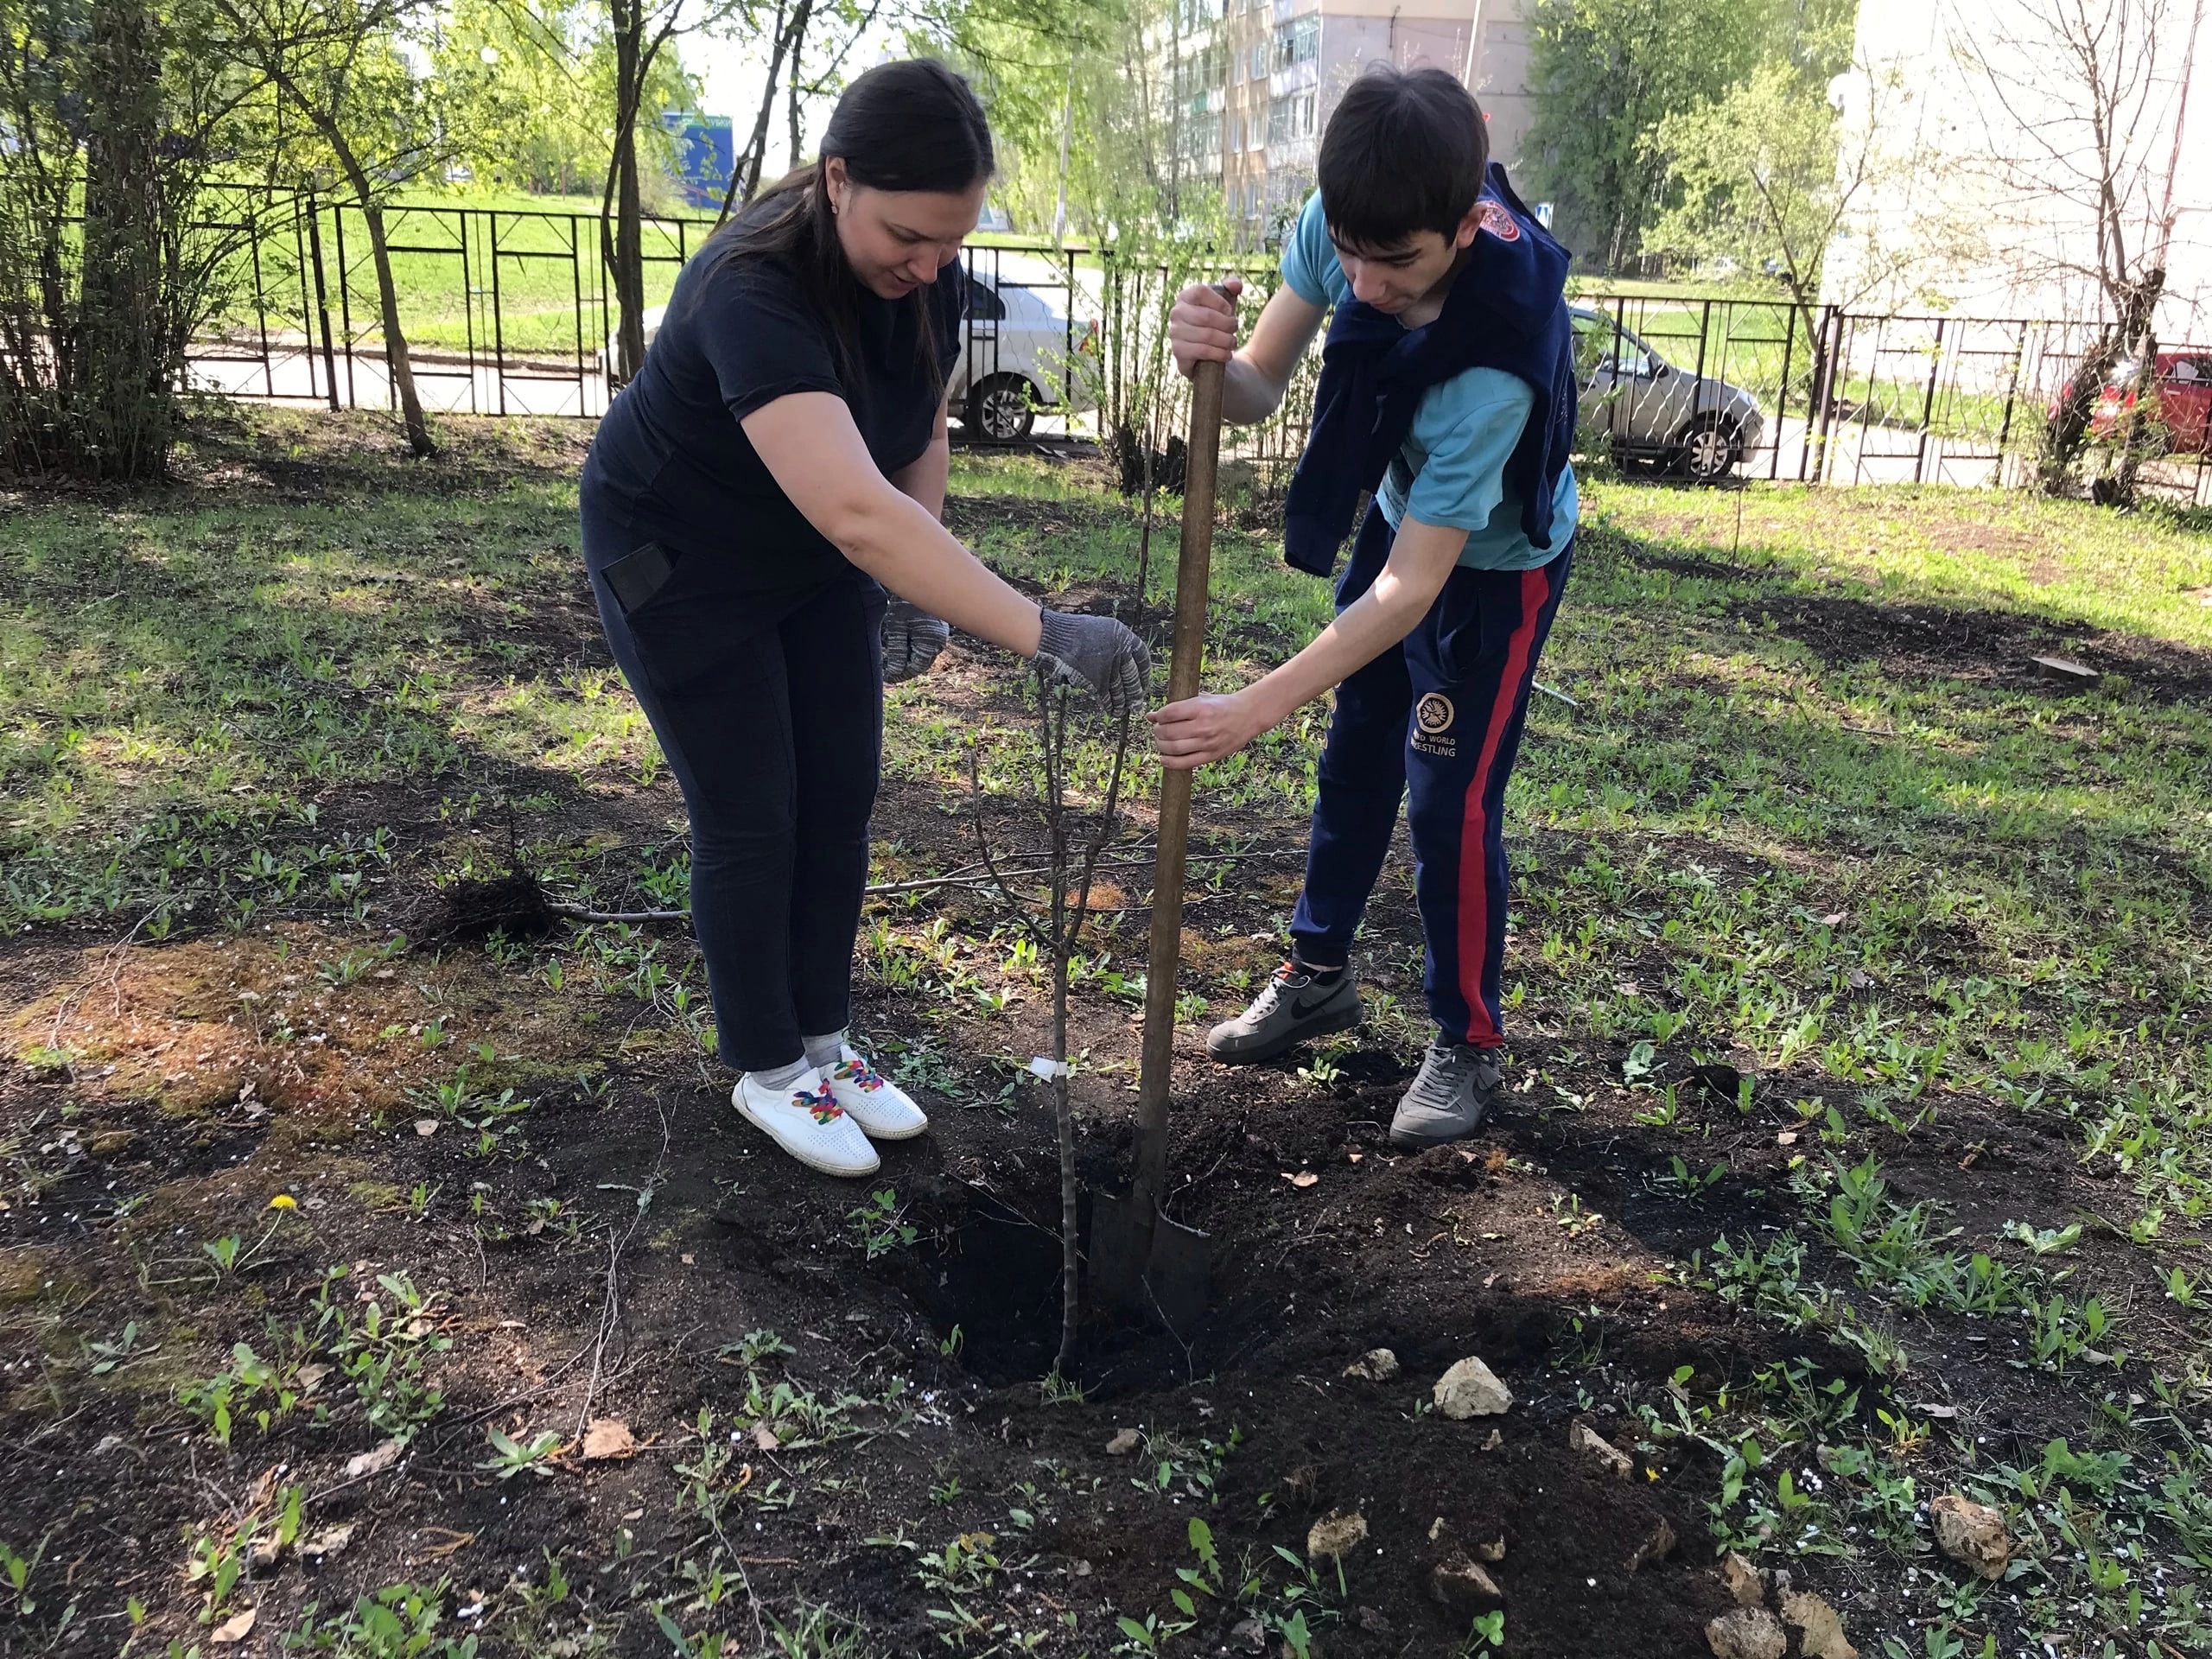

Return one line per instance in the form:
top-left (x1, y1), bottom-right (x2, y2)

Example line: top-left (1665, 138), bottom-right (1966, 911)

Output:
top-left (329, 203), bottom-right (359, 410)
top-left (569, 213), bottom-right (588, 417)
top-left (303, 193), bottom-right (340, 411)
top-left (248, 225), bottom-right (275, 399)
top-left (1814, 309), bottom-right (1849, 486)
top-left (1993, 327), bottom-right (2022, 488)
top-left (1914, 316), bottom-right (1946, 484)
top-left (488, 210), bottom-right (507, 418)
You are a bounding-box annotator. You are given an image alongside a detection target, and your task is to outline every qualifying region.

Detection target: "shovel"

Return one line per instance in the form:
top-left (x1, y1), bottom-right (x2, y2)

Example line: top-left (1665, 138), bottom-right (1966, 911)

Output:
top-left (1092, 352), bottom-right (1227, 1336)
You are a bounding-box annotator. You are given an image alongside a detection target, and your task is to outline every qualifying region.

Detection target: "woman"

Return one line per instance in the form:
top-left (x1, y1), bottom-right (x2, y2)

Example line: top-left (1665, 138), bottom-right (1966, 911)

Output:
top-left (580, 59), bottom-right (1148, 1179)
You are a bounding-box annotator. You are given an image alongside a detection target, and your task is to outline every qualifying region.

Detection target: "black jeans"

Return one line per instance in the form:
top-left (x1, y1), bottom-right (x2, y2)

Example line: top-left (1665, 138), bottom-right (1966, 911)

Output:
top-left (582, 521), bottom-right (885, 1072)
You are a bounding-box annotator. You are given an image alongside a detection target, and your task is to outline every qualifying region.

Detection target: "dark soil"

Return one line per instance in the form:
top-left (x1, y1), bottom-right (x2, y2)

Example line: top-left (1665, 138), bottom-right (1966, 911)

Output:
top-left (1737, 590), bottom-right (2212, 707)
top-left (5, 809), bottom-right (2177, 1657)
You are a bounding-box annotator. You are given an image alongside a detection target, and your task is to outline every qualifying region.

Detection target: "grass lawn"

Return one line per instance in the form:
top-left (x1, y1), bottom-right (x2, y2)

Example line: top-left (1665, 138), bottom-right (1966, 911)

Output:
top-left (3, 410), bottom-right (2211, 1658)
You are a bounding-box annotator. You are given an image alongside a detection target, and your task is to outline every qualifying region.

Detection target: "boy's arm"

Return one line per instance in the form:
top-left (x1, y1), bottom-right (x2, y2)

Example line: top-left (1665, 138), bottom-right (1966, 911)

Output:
top-left (1169, 276), bottom-right (1325, 425)
top-left (1147, 517), bottom-right (1468, 768)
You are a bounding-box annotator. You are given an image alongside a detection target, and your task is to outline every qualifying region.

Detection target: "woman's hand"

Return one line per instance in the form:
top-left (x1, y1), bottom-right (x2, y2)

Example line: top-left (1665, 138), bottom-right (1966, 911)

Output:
top-left (1148, 690), bottom-right (1268, 769)
top-left (880, 597), bottom-right (950, 683)
top-left (1168, 276), bottom-right (1242, 379)
top-left (1033, 610), bottom-right (1152, 716)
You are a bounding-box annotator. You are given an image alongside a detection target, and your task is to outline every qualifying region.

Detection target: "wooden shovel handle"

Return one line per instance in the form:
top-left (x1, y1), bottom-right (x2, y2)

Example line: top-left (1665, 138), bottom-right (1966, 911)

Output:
top-left (1132, 354), bottom-right (1227, 1217)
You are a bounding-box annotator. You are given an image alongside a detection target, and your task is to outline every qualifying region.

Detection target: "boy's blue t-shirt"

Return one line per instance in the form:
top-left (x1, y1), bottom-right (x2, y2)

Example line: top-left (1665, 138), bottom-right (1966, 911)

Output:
top-left (1280, 192), bottom-right (1577, 570)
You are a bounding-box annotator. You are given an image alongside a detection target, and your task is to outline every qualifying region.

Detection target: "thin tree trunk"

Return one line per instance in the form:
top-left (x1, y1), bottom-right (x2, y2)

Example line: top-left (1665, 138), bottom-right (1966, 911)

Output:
top-left (607, 0), bottom-right (647, 385)
top-left (281, 90), bottom-right (431, 462)
top-left (360, 200), bottom-right (433, 457)
top-left (721, 0), bottom-right (797, 220)
top-left (327, 149), bottom-right (432, 456)
top-left (785, 0), bottom-right (811, 172)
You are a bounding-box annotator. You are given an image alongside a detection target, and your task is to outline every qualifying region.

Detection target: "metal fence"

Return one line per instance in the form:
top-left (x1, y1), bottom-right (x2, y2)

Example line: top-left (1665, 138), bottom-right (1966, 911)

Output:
top-left (186, 193), bottom-right (1089, 429)
top-left (1534, 293), bottom-right (2209, 505)
top-left (181, 194), bottom-right (2212, 505)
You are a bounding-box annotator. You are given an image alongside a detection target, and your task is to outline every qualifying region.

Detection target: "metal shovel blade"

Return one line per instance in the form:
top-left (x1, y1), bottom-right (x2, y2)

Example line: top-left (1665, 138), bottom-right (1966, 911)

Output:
top-left (1091, 1190), bottom-right (1210, 1337)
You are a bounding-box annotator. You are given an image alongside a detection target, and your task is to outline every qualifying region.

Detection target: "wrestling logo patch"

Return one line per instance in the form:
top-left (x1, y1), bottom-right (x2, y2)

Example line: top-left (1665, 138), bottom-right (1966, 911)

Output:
top-left (1475, 200), bottom-right (1521, 242)
top-left (1413, 692), bottom-right (1459, 757)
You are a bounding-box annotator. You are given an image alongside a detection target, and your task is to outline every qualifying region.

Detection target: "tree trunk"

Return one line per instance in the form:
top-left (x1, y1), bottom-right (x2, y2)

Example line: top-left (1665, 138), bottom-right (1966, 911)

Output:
top-left (722, 0), bottom-right (788, 219)
top-left (613, 120), bottom-right (645, 383)
top-left (2040, 269), bottom-right (2163, 503)
top-left (2097, 269), bottom-right (2165, 507)
top-left (605, 0), bottom-right (648, 386)
top-left (283, 62), bottom-right (433, 458)
top-left (320, 135), bottom-right (432, 456)
top-left (73, 0), bottom-right (172, 480)
top-left (1804, 306), bottom-right (1838, 484)
top-left (784, 0), bottom-right (810, 172)
top-left (357, 198), bottom-right (435, 457)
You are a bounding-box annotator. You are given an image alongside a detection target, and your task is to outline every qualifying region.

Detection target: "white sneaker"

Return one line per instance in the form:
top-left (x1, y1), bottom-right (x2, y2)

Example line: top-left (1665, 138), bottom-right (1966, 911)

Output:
top-left (821, 1046), bottom-right (930, 1141)
top-left (732, 1068), bottom-right (880, 1177)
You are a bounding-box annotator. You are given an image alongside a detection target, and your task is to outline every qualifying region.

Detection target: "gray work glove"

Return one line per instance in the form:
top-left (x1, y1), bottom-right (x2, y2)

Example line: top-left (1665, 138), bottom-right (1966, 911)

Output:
top-left (1032, 608), bottom-right (1152, 717)
top-left (880, 597), bottom-right (950, 683)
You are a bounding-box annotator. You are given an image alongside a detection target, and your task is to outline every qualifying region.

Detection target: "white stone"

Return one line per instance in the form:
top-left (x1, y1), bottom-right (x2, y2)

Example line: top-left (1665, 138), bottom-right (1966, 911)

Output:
top-left (1433, 1356), bottom-right (1512, 1419)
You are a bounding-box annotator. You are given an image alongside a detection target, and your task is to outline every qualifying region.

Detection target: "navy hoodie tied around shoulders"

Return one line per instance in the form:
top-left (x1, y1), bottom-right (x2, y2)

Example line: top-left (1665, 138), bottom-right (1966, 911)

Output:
top-left (1281, 163), bottom-right (1577, 578)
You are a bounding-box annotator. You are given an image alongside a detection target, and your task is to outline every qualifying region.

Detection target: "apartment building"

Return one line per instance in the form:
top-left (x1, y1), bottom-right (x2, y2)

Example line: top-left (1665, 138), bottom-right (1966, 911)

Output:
top-left (1156, 0), bottom-right (1538, 245)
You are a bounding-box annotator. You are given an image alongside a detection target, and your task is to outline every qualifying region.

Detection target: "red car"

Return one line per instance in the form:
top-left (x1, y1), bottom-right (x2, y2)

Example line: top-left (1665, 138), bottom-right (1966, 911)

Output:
top-left (2087, 348), bottom-right (2212, 453)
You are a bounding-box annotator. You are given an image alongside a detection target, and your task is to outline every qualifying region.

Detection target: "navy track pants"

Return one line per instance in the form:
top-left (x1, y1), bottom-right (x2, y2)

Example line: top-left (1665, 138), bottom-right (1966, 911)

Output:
top-left (1288, 506), bottom-right (1573, 1049)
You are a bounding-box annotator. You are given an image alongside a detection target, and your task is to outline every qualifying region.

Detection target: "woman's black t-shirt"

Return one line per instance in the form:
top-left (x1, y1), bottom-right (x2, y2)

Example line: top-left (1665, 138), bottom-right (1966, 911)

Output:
top-left (581, 238), bottom-right (963, 598)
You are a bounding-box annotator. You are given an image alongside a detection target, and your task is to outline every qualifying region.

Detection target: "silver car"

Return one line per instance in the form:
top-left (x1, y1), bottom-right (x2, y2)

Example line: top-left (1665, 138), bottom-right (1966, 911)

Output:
top-left (1571, 305), bottom-right (1766, 482)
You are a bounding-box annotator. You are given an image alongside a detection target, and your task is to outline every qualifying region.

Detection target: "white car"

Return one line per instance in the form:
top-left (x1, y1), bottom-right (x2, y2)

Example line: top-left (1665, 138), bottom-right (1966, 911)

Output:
top-left (605, 262), bottom-right (1096, 443)
top-left (950, 257), bottom-right (1097, 442)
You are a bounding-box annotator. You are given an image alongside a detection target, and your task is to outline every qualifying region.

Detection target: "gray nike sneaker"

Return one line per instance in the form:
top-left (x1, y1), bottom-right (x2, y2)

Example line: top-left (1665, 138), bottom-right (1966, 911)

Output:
top-left (1205, 960), bottom-right (1363, 1065)
top-left (1388, 1042), bottom-right (1507, 1149)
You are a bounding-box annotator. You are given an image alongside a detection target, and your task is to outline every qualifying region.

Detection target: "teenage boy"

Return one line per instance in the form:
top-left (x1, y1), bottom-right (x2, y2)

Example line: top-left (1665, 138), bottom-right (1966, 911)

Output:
top-left (1150, 63), bottom-right (1576, 1150)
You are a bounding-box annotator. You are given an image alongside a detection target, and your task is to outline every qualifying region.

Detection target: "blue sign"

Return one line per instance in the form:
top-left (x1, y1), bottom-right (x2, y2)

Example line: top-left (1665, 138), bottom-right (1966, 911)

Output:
top-left (662, 111), bottom-right (734, 208)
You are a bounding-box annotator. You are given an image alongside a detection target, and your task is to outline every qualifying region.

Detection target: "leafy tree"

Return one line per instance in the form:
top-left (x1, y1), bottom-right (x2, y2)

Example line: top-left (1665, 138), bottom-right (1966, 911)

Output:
top-left (717, 0), bottom-right (886, 211)
top-left (209, 0), bottom-right (498, 456)
top-left (912, 0), bottom-right (1206, 239)
top-left (594, 0), bottom-right (872, 384)
top-left (1643, 50), bottom-right (1954, 311)
top-left (0, 0), bottom-right (268, 477)
top-left (1522, 0), bottom-right (1771, 270)
top-left (435, 0), bottom-right (695, 201)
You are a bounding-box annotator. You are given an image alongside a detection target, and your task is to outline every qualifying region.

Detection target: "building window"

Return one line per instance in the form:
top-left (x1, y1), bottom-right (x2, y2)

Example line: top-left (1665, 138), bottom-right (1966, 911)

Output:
top-left (1274, 13), bottom-right (1319, 73)
top-left (1266, 89), bottom-right (1318, 144)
